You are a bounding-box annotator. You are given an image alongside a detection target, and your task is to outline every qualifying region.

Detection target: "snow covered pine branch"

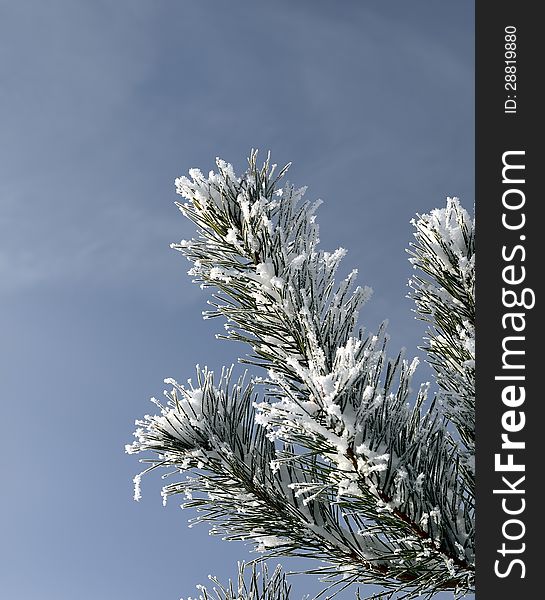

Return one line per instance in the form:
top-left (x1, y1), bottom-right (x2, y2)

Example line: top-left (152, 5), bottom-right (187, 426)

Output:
top-left (126, 152), bottom-right (475, 599)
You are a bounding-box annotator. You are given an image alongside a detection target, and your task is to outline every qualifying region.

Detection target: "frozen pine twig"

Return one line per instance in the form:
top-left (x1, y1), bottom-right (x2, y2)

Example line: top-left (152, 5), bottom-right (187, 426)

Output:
top-left (127, 151), bottom-right (475, 599)
top-left (181, 562), bottom-right (291, 600)
top-left (408, 199), bottom-right (475, 489)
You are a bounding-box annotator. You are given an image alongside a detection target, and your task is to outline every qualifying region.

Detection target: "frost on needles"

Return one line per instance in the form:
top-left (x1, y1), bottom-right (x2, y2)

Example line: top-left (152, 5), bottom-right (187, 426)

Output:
top-left (126, 152), bottom-right (475, 599)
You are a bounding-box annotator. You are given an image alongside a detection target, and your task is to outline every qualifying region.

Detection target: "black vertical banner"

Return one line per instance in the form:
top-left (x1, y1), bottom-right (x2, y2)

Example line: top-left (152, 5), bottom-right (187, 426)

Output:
top-left (476, 2), bottom-right (540, 598)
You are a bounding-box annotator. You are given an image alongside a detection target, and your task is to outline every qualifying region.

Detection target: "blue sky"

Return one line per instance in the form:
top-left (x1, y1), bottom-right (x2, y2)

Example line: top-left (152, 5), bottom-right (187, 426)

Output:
top-left (0, 1), bottom-right (474, 598)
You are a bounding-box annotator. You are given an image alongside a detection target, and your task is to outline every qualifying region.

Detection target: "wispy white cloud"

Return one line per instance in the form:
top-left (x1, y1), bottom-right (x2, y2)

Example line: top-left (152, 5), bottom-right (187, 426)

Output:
top-left (0, 2), bottom-right (186, 294)
top-left (0, 0), bottom-right (473, 310)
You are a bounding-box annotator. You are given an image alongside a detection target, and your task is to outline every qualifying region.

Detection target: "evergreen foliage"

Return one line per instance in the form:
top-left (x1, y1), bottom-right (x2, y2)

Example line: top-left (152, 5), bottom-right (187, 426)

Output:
top-left (126, 152), bottom-right (475, 599)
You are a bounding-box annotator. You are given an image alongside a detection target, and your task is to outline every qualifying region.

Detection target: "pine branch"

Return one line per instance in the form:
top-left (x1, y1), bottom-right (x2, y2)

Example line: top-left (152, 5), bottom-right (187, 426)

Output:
top-left (183, 562), bottom-right (291, 600)
top-left (128, 152), bottom-right (475, 599)
top-left (173, 153), bottom-right (473, 580)
top-left (407, 199), bottom-right (475, 482)
top-left (127, 368), bottom-right (451, 592)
